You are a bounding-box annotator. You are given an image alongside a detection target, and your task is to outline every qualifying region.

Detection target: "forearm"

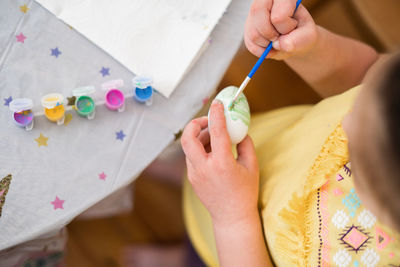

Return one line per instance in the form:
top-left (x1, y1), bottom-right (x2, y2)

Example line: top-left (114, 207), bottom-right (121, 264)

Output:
top-left (285, 26), bottom-right (379, 98)
top-left (212, 210), bottom-right (273, 267)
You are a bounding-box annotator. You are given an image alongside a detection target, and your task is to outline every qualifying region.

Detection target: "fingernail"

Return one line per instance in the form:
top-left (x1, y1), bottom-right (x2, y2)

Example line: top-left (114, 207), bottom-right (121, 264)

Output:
top-left (212, 99), bottom-right (222, 106)
top-left (272, 40), bottom-right (280, 50)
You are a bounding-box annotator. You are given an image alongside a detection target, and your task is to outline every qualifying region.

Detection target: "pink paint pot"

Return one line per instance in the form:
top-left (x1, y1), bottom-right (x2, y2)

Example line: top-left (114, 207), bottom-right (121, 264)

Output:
top-left (9, 98), bottom-right (34, 130)
top-left (105, 89), bottom-right (125, 111)
top-left (102, 79), bottom-right (125, 112)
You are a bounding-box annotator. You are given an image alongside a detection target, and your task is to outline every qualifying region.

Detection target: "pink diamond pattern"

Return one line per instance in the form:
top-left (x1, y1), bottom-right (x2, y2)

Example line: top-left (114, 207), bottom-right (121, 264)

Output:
top-left (340, 225), bottom-right (371, 252)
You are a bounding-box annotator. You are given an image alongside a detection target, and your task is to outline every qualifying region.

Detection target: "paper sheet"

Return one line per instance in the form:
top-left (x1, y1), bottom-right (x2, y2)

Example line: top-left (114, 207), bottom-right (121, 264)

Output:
top-left (35, 0), bottom-right (232, 98)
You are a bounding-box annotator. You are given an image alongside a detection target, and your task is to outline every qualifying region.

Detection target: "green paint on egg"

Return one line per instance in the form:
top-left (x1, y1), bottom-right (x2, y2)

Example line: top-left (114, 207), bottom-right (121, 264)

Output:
top-left (216, 86), bottom-right (250, 126)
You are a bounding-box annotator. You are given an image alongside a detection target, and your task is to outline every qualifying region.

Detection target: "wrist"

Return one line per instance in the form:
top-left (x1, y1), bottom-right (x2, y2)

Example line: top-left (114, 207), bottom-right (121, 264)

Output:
top-left (212, 207), bottom-right (260, 233)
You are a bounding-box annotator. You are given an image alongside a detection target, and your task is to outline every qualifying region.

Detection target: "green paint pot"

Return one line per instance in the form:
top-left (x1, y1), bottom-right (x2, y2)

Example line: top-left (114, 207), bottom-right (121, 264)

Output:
top-left (72, 86), bottom-right (96, 120)
top-left (75, 96), bottom-right (95, 116)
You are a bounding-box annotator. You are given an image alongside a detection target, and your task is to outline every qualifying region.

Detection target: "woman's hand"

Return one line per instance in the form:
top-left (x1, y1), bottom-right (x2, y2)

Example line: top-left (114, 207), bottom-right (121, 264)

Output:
top-left (181, 100), bottom-right (259, 226)
top-left (244, 0), bottom-right (317, 60)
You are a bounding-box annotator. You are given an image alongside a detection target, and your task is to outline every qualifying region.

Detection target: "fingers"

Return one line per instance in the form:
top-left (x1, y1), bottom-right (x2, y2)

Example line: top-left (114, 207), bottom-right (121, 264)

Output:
top-left (198, 129), bottom-right (211, 153)
top-left (208, 100), bottom-right (233, 159)
top-left (245, 0), bottom-right (316, 59)
top-left (181, 117), bottom-right (208, 165)
top-left (245, 0), bottom-right (279, 57)
top-left (270, 0), bottom-right (299, 35)
top-left (244, 35), bottom-right (266, 58)
top-left (237, 135), bottom-right (258, 172)
top-left (198, 128), bottom-right (210, 147)
top-left (273, 5), bottom-right (317, 53)
top-left (249, 3), bottom-right (279, 43)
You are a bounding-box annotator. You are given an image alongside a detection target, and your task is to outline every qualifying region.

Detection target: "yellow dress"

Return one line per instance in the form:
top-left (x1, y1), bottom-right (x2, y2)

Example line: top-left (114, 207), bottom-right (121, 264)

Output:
top-left (183, 86), bottom-right (400, 266)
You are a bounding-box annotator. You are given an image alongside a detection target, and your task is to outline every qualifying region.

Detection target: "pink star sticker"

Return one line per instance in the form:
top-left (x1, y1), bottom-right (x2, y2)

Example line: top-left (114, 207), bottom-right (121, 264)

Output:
top-left (202, 97), bottom-right (210, 106)
top-left (16, 33), bottom-right (27, 43)
top-left (51, 196), bottom-right (65, 210)
top-left (99, 172), bottom-right (107, 181)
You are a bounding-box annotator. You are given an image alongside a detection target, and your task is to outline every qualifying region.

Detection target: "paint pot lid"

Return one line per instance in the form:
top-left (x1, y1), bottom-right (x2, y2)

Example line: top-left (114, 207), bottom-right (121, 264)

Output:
top-left (9, 98), bottom-right (33, 112)
top-left (72, 86), bottom-right (95, 97)
top-left (102, 79), bottom-right (124, 90)
top-left (41, 93), bottom-right (64, 109)
top-left (132, 76), bottom-right (152, 89)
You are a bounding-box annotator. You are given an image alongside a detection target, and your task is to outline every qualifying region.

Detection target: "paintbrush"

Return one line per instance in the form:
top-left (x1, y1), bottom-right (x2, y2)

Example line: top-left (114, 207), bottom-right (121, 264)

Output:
top-left (228, 0), bottom-right (302, 110)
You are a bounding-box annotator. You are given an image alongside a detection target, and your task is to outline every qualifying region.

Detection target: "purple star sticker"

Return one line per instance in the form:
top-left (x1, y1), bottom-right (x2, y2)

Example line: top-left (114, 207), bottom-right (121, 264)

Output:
top-left (3, 96), bottom-right (12, 106)
top-left (116, 130), bottom-right (126, 141)
top-left (51, 47), bottom-right (62, 58)
top-left (100, 67), bottom-right (110, 77)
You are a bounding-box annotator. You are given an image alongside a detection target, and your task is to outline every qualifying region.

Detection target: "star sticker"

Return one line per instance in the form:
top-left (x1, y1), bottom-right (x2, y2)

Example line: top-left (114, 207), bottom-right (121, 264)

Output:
top-left (51, 47), bottom-right (62, 58)
top-left (174, 130), bottom-right (183, 141)
top-left (202, 97), bottom-right (209, 106)
top-left (0, 174), bottom-right (12, 218)
top-left (35, 133), bottom-right (48, 147)
top-left (100, 67), bottom-right (110, 77)
top-left (51, 196), bottom-right (65, 210)
top-left (99, 172), bottom-right (107, 181)
top-left (116, 130), bottom-right (126, 141)
top-left (4, 96), bottom-right (12, 106)
top-left (67, 96), bottom-right (76, 106)
top-left (16, 33), bottom-right (26, 43)
top-left (64, 113), bottom-right (73, 126)
top-left (19, 4), bottom-right (29, 14)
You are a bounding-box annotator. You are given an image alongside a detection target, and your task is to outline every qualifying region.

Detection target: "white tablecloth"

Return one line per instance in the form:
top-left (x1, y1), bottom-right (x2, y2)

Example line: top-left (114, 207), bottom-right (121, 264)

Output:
top-left (0, 0), bottom-right (251, 250)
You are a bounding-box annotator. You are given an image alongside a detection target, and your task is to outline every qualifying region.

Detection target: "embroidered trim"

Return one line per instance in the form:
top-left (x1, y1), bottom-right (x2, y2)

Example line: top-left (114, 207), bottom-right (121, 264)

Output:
top-left (320, 181), bottom-right (330, 266)
top-left (317, 188), bottom-right (323, 266)
top-left (275, 124), bottom-right (349, 265)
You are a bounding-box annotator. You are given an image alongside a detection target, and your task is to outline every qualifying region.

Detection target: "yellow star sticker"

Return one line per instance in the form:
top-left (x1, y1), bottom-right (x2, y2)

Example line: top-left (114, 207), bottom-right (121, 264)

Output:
top-left (35, 133), bottom-right (48, 147)
top-left (64, 113), bottom-right (73, 126)
top-left (19, 4), bottom-right (29, 14)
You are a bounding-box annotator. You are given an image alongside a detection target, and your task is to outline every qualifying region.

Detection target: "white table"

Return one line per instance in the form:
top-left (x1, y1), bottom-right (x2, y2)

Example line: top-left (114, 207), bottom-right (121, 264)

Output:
top-left (0, 0), bottom-right (251, 251)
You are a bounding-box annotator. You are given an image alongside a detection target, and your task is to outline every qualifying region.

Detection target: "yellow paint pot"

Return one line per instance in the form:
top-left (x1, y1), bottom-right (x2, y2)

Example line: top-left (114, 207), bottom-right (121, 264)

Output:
top-left (41, 93), bottom-right (65, 125)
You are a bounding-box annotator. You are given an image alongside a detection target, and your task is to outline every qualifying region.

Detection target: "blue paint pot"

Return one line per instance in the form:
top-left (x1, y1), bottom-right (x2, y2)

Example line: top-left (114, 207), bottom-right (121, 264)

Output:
top-left (132, 76), bottom-right (153, 106)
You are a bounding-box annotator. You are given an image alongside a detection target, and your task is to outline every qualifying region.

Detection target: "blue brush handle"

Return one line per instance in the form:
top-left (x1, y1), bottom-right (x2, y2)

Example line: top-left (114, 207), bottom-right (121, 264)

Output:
top-left (247, 0), bottom-right (302, 79)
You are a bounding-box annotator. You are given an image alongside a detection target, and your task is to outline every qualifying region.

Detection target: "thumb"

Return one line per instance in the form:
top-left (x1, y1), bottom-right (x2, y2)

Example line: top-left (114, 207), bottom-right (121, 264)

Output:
top-left (209, 99), bottom-right (233, 158)
top-left (236, 135), bottom-right (258, 172)
top-left (272, 5), bottom-right (316, 54)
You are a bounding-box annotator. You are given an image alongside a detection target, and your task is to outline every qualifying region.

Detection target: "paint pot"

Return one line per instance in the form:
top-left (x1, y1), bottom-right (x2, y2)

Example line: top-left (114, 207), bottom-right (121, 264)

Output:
top-left (132, 76), bottom-right (153, 106)
top-left (41, 93), bottom-right (65, 125)
top-left (9, 98), bottom-right (34, 130)
top-left (102, 79), bottom-right (125, 112)
top-left (72, 86), bottom-right (96, 120)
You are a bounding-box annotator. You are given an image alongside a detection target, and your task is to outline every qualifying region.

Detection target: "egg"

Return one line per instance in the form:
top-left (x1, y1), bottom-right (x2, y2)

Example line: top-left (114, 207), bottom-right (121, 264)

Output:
top-left (208, 86), bottom-right (250, 144)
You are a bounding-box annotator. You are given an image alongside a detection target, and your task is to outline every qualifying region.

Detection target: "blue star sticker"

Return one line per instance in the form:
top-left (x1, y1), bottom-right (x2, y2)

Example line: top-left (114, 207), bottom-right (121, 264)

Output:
top-left (4, 96), bottom-right (12, 106)
top-left (116, 130), bottom-right (126, 141)
top-left (51, 47), bottom-right (62, 58)
top-left (100, 67), bottom-right (110, 77)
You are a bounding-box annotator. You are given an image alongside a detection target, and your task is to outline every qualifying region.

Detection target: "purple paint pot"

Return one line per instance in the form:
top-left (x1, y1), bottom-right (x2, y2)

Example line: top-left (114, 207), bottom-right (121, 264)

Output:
top-left (9, 98), bottom-right (34, 130)
top-left (102, 79), bottom-right (125, 112)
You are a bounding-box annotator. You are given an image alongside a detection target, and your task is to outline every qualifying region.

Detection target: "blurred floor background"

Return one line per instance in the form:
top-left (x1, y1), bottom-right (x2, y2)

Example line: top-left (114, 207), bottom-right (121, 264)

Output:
top-left (66, 0), bottom-right (400, 266)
